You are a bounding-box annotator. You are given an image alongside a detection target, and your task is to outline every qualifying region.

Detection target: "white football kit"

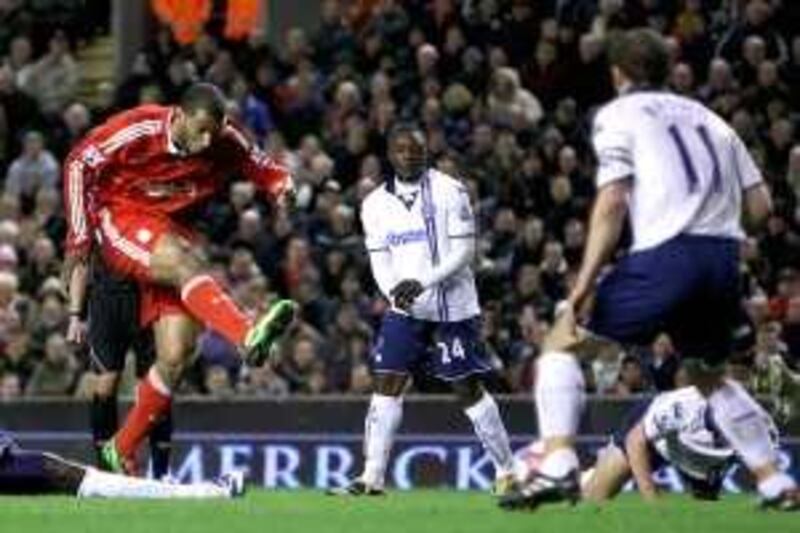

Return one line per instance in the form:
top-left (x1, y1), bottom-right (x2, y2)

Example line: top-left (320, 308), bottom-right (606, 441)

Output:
top-left (361, 168), bottom-right (480, 322)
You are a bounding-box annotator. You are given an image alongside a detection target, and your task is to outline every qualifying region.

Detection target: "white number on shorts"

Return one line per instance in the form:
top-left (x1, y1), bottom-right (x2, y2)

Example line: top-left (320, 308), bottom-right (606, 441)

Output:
top-left (437, 338), bottom-right (466, 365)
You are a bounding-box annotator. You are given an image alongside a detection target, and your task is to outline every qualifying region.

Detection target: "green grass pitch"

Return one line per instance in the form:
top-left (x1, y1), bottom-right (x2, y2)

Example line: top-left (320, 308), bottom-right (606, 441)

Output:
top-left (0, 490), bottom-right (796, 533)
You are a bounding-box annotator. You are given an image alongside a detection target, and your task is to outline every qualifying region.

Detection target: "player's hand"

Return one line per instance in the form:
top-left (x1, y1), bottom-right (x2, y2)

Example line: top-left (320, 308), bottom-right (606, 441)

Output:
top-left (66, 315), bottom-right (87, 346)
top-left (390, 279), bottom-right (424, 311)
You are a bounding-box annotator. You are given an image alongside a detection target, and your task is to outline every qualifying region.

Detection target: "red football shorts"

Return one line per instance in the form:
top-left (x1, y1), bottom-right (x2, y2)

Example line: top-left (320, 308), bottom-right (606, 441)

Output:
top-left (95, 205), bottom-right (196, 326)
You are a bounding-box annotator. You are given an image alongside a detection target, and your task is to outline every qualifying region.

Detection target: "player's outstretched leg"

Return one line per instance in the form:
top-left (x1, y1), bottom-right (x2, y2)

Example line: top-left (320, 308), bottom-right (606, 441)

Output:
top-left (499, 333), bottom-right (586, 510)
top-left (78, 468), bottom-right (244, 499)
top-left (152, 235), bottom-right (296, 364)
top-left (704, 377), bottom-right (799, 510)
top-left (328, 375), bottom-right (407, 496)
top-left (454, 378), bottom-right (516, 496)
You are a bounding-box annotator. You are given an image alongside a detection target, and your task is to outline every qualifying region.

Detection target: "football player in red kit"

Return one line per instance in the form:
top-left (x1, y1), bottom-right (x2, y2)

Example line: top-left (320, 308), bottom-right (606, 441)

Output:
top-left (62, 83), bottom-right (297, 473)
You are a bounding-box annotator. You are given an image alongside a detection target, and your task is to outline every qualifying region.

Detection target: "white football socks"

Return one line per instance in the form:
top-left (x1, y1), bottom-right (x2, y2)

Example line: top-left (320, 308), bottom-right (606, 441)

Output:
top-left (77, 468), bottom-right (229, 499)
top-left (361, 394), bottom-right (403, 488)
top-left (708, 379), bottom-right (797, 498)
top-left (464, 392), bottom-right (515, 478)
top-left (534, 351), bottom-right (586, 478)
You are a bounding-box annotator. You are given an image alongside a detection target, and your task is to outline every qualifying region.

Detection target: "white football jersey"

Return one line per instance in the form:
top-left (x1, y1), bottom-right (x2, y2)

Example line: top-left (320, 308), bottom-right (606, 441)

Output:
top-left (593, 91), bottom-right (763, 252)
top-left (642, 387), bottom-right (732, 478)
top-left (361, 169), bottom-right (480, 322)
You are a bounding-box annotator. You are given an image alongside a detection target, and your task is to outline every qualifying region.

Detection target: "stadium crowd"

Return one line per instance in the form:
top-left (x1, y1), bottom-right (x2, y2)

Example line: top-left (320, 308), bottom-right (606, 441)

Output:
top-left (0, 0), bottom-right (797, 400)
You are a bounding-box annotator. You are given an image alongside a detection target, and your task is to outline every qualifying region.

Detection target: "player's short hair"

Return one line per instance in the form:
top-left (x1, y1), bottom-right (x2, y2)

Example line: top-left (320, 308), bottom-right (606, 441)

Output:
top-left (387, 122), bottom-right (425, 145)
top-left (180, 83), bottom-right (227, 124)
top-left (607, 28), bottom-right (670, 88)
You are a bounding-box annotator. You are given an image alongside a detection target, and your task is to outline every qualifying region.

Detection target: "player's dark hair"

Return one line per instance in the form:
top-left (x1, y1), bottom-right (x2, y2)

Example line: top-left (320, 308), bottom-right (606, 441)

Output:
top-left (607, 28), bottom-right (670, 88)
top-left (387, 122), bottom-right (425, 145)
top-left (180, 83), bottom-right (226, 124)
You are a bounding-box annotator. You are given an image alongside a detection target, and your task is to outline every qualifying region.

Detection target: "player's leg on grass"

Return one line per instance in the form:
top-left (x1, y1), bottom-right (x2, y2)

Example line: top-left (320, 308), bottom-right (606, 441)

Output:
top-left (581, 444), bottom-right (631, 502)
top-left (692, 366), bottom-right (799, 509)
top-left (134, 329), bottom-right (173, 479)
top-left (452, 376), bottom-right (515, 494)
top-left (150, 233), bottom-right (295, 363)
top-left (0, 444), bottom-right (240, 498)
top-left (343, 372), bottom-right (407, 495)
top-left (90, 372), bottom-right (120, 466)
top-left (103, 313), bottom-right (196, 472)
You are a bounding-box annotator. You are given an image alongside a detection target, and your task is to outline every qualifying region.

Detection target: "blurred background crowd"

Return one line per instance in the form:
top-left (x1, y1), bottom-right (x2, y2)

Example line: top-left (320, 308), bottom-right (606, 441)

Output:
top-left (0, 0), bottom-right (797, 401)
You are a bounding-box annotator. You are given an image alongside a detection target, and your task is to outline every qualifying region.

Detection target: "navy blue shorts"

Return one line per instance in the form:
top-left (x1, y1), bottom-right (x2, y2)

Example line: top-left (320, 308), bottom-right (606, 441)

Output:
top-left (589, 235), bottom-right (740, 366)
top-left (371, 312), bottom-right (492, 382)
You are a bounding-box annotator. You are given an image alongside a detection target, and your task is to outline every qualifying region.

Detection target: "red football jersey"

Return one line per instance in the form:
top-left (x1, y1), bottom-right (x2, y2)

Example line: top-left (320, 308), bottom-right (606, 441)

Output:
top-left (63, 104), bottom-right (290, 257)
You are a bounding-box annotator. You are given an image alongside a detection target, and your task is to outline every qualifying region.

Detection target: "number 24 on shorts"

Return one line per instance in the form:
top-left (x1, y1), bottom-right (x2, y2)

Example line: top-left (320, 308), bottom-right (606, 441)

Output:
top-left (437, 338), bottom-right (466, 365)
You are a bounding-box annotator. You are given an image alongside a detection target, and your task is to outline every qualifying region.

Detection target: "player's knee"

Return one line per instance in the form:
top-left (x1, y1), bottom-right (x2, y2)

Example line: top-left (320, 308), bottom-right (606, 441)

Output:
top-left (92, 373), bottom-right (120, 398)
top-left (452, 377), bottom-right (484, 408)
top-left (373, 373), bottom-right (407, 397)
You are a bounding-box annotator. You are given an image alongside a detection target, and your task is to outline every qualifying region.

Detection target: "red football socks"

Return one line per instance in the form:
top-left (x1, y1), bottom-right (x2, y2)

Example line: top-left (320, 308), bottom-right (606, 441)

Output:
top-left (115, 368), bottom-right (172, 459)
top-left (181, 274), bottom-right (252, 345)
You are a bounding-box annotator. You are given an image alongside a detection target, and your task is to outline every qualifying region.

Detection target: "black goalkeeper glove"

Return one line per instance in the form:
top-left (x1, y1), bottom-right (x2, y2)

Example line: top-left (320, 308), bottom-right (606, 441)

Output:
top-left (390, 279), bottom-right (424, 311)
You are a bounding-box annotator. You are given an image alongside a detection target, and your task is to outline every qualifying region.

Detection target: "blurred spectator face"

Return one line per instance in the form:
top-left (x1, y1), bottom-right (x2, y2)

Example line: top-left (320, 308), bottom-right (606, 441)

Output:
top-left (230, 181), bottom-right (255, 211)
top-left (416, 43), bottom-right (439, 75)
top-left (542, 241), bottom-right (565, 272)
top-left (516, 265), bottom-right (541, 297)
top-left (23, 132), bottom-right (44, 158)
top-left (340, 271), bottom-right (362, 300)
top-left (493, 208), bottom-right (517, 235)
top-left (286, 237), bottom-right (310, 265)
top-left (757, 61), bottom-right (778, 87)
top-left (49, 32), bottom-right (69, 58)
top-left (619, 357), bottom-right (645, 392)
top-left (38, 294), bottom-right (65, 329)
top-left (205, 365), bottom-right (233, 398)
top-left (292, 339), bottom-right (317, 371)
top-left (31, 237), bottom-right (56, 267)
top-left (35, 187), bottom-right (60, 215)
top-left (0, 374), bottom-right (21, 401)
top-left (550, 176), bottom-right (572, 205)
top-left (444, 26), bottom-right (465, 56)
top-left (488, 46), bottom-right (508, 69)
top-left (229, 248), bottom-right (256, 281)
top-left (10, 36), bottom-right (32, 66)
top-left (579, 34), bottom-right (603, 63)
top-left (564, 219), bottom-right (585, 249)
top-left (492, 68), bottom-right (519, 100)
top-left (62, 103), bottom-right (91, 135)
top-left (388, 129), bottom-right (427, 180)
top-left (652, 334), bottom-right (675, 360)
top-left (422, 97), bottom-right (442, 127)
top-left (745, 0), bottom-right (771, 27)
top-left (671, 63), bottom-right (694, 94)
top-left (708, 59), bottom-right (732, 90)
top-left (743, 36), bottom-right (766, 67)
top-left (789, 145), bottom-right (800, 179)
top-left (521, 218), bottom-right (544, 247)
top-left (558, 146), bottom-right (578, 176)
top-left (0, 246), bottom-right (18, 274)
top-left (471, 124), bottom-right (494, 154)
top-left (769, 119), bottom-right (793, 150)
top-left (345, 118), bottom-right (369, 154)
top-left (0, 219), bottom-right (19, 246)
top-left (285, 27), bottom-right (308, 59)
top-left (535, 41), bottom-right (557, 69)
top-left (335, 81), bottom-right (361, 111)
top-left (238, 209), bottom-right (263, 240)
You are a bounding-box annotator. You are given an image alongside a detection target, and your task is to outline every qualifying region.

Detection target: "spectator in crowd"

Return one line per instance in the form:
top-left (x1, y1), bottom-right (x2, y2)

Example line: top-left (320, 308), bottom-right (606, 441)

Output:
top-left (3, 131), bottom-right (59, 208)
top-left (20, 30), bottom-right (80, 117)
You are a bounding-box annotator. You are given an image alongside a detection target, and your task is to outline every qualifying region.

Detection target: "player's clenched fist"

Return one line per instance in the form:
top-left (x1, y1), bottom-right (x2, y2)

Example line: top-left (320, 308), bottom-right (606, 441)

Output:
top-left (390, 279), bottom-right (424, 311)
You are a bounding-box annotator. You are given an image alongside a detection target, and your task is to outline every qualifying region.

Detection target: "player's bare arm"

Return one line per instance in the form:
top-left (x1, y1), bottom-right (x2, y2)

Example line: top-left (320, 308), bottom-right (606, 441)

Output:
top-left (626, 422), bottom-right (658, 502)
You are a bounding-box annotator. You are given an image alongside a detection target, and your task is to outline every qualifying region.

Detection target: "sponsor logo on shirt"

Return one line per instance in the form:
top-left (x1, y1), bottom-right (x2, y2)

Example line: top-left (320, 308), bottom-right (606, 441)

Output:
top-left (386, 229), bottom-right (428, 247)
